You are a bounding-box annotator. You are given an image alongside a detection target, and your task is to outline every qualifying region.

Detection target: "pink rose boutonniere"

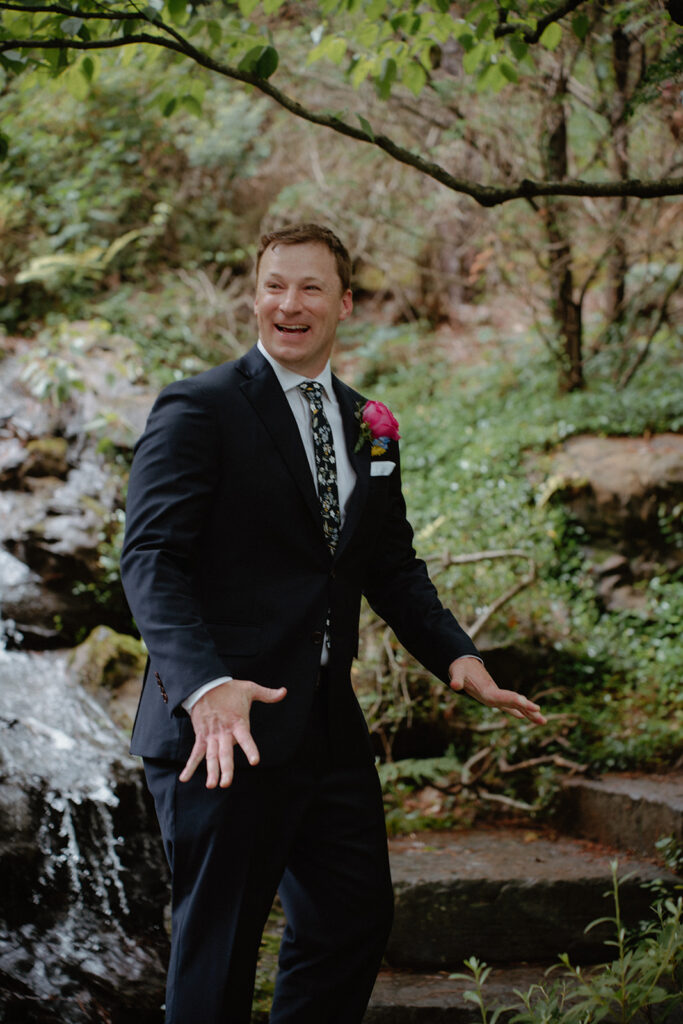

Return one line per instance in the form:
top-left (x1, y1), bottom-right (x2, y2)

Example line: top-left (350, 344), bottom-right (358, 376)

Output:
top-left (354, 400), bottom-right (401, 455)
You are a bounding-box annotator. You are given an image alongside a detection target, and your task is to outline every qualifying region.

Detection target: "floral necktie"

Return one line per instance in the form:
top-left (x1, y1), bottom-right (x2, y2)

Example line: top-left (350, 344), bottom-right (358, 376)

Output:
top-left (298, 381), bottom-right (341, 553)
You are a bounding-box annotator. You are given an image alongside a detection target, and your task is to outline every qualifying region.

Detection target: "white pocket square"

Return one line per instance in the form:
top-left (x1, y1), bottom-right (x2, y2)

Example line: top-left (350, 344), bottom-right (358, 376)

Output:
top-left (370, 461), bottom-right (396, 477)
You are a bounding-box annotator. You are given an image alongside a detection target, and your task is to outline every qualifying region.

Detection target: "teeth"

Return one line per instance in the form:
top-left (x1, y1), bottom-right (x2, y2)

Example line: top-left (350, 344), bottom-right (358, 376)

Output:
top-left (276, 325), bottom-right (309, 334)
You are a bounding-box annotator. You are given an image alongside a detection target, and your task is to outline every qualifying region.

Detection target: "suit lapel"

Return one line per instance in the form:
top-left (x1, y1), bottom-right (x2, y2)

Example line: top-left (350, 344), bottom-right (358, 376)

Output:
top-left (238, 347), bottom-right (324, 535)
top-left (333, 376), bottom-right (370, 557)
top-left (238, 348), bottom-right (370, 557)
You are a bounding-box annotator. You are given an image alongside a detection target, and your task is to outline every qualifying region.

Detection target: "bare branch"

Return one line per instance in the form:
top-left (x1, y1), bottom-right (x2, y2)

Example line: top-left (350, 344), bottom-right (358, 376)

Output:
top-left (498, 753), bottom-right (587, 773)
top-left (617, 265), bottom-right (683, 388)
top-left (467, 563), bottom-right (537, 641)
top-left (479, 789), bottom-right (535, 811)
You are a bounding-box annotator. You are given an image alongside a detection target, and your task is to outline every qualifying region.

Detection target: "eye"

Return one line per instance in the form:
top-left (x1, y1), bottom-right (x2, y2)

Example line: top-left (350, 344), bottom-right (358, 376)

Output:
top-left (305, 284), bottom-right (321, 292)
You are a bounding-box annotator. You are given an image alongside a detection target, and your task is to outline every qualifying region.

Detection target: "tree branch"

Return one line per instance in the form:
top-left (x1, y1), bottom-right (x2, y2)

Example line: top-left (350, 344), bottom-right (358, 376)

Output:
top-left (0, 1), bottom-right (143, 17)
top-left (3, 30), bottom-right (682, 207)
top-left (494, 0), bottom-right (588, 43)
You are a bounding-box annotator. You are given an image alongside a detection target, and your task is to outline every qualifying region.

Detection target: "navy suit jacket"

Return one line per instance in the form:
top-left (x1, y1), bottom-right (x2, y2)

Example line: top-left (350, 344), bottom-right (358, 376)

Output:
top-left (120, 346), bottom-right (479, 766)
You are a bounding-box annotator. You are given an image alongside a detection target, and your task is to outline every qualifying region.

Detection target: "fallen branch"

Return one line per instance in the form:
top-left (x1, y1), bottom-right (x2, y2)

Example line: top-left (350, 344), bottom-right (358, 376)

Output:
top-left (498, 753), bottom-right (587, 774)
top-left (479, 790), bottom-right (536, 811)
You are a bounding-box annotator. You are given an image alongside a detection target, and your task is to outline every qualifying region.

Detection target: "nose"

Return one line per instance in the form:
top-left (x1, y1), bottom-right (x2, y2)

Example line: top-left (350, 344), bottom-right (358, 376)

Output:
top-left (279, 287), bottom-right (301, 314)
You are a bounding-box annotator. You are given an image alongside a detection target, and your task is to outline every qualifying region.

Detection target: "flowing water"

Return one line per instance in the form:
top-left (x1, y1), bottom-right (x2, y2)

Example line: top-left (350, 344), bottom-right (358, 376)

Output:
top-left (0, 613), bottom-right (167, 1022)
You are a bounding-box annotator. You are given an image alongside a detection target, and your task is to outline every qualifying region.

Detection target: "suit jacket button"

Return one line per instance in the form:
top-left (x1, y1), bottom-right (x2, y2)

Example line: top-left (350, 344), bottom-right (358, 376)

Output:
top-left (311, 631), bottom-right (324, 645)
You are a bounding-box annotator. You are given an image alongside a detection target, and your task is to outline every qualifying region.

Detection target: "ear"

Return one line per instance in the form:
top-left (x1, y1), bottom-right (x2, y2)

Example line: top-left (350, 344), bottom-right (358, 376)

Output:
top-left (339, 289), bottom-right (353, 322)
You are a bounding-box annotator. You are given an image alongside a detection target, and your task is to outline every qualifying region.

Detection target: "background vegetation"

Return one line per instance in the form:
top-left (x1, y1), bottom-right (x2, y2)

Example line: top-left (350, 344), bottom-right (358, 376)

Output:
top-left (1, 0), bottom-right (681, 827)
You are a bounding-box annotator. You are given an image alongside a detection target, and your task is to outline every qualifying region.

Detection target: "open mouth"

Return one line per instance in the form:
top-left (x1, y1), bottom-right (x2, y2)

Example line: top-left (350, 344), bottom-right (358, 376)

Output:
top-left (275, 325), bottom-right (310, 334)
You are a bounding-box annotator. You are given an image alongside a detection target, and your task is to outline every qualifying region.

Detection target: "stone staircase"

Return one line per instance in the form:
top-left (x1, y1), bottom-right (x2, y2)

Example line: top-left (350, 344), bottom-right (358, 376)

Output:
top-left (365, 773), bottom-right (683, 1023)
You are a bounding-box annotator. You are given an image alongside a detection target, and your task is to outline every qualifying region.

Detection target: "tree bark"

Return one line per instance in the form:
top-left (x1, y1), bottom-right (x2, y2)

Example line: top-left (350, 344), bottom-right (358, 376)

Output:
top-left (542, 70), bottom-right (584, 391)
top-left (608, 26), bottom-right (631, 323)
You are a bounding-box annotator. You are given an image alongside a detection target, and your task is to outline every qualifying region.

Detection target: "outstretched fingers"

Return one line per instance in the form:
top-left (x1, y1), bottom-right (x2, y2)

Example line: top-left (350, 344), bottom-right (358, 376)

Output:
top-left (181, 680), bottom-right (288, 789)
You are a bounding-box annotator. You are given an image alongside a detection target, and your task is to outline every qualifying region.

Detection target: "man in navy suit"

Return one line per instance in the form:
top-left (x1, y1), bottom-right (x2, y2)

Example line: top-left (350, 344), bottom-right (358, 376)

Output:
top-left (120, 223), bottom-right (545, 1024)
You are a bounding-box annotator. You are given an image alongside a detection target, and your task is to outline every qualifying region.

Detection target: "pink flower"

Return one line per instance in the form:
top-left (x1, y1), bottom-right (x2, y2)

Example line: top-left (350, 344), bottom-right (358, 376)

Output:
top-left (362, 400), bottom-right (400, 441)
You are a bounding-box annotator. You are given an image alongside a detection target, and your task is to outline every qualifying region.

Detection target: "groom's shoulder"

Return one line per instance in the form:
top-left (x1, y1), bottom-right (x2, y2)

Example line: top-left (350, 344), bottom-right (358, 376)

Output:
top-left (160, 346), bottom-right (263, 400)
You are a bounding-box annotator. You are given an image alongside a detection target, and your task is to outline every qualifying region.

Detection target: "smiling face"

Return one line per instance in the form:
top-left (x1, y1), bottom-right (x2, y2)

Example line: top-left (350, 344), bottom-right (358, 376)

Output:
top-left (254, 241), bottom-right (353, 378)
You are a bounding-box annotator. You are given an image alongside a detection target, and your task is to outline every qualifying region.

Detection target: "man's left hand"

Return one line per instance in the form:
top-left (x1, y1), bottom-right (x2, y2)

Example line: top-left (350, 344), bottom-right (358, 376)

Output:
top-left (449, 656), bottom-right (546, 726)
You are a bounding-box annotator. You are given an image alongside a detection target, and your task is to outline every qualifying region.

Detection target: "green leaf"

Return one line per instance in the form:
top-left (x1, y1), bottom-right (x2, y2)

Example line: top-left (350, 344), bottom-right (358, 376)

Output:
top-left (508, 33), bottom-right (527, 62)
top-left (350, 55), bottom-right (374, 89)
top-left (0, 51), bottom-right (27, 74)
top-left (356, 114), bottom-right (374, 140)
top-left (376, 56), bottom-right (397, 100)
top-left (463, 42), bottom-right (486, 74)
top-left (60, 17), bottom-right (84, 36)
top-left (207, 20), bottom-right (222, 46)
top-left (81, 56), bottom-right (96, 82)
top-left (476, 62), bottom-right (506, 93)
top-left (239, 44), bottom-right (279, 78)
top-left (162, 96), bottom-right (178, 117)
top-left (263, 0), bottom-right (287, 12)
top-left (256, 45), bottom-right (279, 79)
top-left (539, 22), bottom-right (562, 50)
top-left (572, 13), bottom-right (590, 42)
top-left (167, 0), bottom-right (189, 26)
top-left (308, 35), bottom-right (347, 66)
top-left (403, 60), bottom-right (427, 97)
top-left (181, 94), bottom-right (202, 116)
top-left (238, 0), bottom-right (260, 14)
top-left (499, 58), bottom-right (518, 84)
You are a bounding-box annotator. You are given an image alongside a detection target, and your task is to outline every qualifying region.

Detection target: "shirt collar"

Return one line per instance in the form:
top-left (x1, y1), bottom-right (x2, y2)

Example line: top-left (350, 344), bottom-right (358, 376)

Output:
top-left (257, 339), bottom-right (334, 400)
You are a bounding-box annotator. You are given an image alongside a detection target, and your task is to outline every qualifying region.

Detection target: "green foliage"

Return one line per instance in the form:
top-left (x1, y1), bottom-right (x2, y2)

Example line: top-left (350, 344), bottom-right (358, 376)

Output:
top-left (452, 865), bottom-right (683, 1023)
top-left (350, 327), bottom-right (683, 810)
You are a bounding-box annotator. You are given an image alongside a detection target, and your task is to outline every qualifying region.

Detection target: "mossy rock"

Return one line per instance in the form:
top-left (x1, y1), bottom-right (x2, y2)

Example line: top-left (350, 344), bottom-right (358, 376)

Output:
top-left (22, 437), bottom-right (69, 479)
top-left (68, 625), bottom-right (145, 732)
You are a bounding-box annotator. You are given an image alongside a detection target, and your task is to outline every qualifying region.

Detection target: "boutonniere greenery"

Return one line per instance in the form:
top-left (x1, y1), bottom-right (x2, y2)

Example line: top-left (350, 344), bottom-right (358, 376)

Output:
top-left (354, 400), bottom-right (401, 455)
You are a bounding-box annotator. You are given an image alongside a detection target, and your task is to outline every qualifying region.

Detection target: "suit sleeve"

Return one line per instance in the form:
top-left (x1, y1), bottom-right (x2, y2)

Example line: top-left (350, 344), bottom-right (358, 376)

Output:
top-left (120, 380), bottom-right (230, 715)
top-left (362, 441), bottom-right (480, 684)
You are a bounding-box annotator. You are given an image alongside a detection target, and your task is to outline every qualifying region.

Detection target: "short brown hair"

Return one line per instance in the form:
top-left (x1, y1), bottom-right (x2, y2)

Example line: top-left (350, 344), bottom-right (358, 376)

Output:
top-left (256, 223), bottom-right (352, 292)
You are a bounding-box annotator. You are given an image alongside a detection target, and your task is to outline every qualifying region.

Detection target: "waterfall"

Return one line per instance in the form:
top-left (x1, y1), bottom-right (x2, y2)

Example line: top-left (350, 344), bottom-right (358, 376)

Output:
top-left (0, 638), bottom-right (168, 1023)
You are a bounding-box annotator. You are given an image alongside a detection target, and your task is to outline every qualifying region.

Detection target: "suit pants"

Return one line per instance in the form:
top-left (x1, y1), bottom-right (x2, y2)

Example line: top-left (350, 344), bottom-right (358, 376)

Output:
top-left (143, 686), bottom-right (394, 1024)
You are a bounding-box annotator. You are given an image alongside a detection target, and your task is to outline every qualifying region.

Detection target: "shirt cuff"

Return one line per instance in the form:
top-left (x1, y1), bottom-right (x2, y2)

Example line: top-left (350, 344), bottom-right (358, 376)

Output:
top-left (182, 676), bottom-right (232, 713)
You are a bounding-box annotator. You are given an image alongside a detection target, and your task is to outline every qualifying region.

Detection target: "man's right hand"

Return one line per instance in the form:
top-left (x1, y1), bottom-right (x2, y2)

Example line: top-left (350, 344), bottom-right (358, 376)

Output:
top-left (180, 680), bottom-right (287, 789)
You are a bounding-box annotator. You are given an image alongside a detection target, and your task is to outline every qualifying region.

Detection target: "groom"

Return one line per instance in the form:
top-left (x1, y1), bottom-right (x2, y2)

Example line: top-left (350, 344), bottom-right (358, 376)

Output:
top-left (120, 223), bottom-right (545, 1024)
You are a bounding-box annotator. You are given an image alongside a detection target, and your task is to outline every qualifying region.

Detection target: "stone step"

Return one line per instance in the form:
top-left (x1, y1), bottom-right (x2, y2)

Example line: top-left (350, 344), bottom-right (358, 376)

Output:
top-left (365, 965), bottom-right (539, 1023)
top-left (365, 964), bottom-right (683, 1024)
top-left (558, 772), bottom-right (683, 857)
top-left (386, 827), bottom-right (678, 969)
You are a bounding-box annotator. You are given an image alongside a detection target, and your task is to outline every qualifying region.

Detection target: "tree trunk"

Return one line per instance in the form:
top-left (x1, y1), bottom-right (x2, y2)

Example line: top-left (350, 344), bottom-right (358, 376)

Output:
top-left (608, 27), bottom-right (631, 323)
top-left (542, 70), bottom-right (584, 391)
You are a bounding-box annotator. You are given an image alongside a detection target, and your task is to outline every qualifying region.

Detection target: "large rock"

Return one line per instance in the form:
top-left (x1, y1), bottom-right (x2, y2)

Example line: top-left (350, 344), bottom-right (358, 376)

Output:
top-left (68, 625), bottom-right (146, 733)
top-left (542, 433), bottom-right (683, 558)
top-left (0, 326), bottom-right (156, 648)
top-left (559, 772), bottom-right (683, 857)
top-left (385, 828), bottom-right (678, 969)
top-left (0, 647), bottom-right (168, 1023)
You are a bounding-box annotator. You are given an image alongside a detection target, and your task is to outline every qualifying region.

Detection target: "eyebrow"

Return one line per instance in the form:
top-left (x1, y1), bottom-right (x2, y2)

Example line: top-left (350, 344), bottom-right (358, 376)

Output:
top-left (264, 274), bottom-right (326, 286)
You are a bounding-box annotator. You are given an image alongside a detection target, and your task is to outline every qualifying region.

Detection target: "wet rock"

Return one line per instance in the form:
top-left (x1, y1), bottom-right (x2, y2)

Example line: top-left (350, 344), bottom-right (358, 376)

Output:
top-left (0, 457), bottom-right (130, 645)
top-left (21, 438), bottom-right (70, 482)
top-left (0, 647), bottom-right (168, 1023)
top-left (0, 326), bottom-right (155, 648)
